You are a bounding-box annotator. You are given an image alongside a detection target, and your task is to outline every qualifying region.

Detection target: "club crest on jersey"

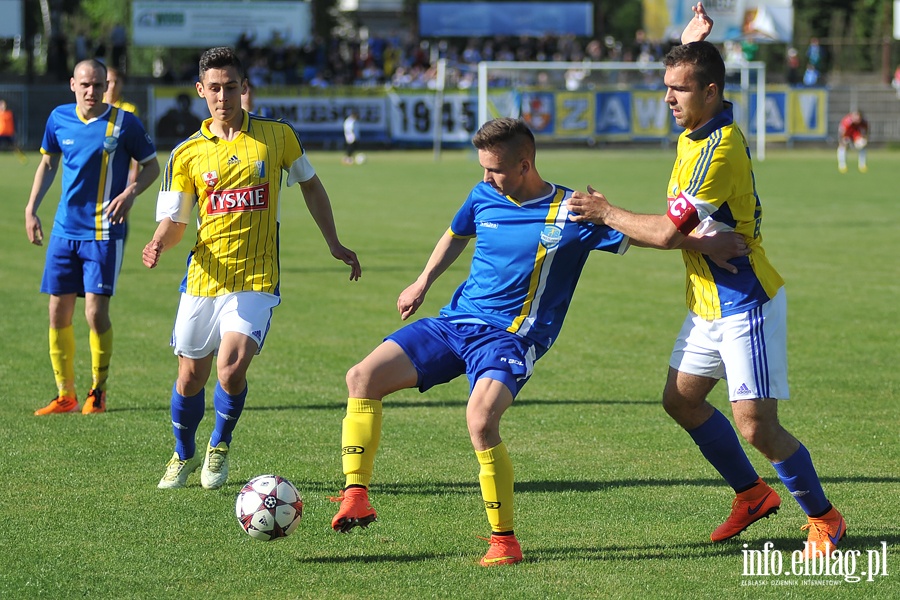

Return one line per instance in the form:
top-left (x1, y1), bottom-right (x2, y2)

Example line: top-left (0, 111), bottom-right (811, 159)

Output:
top-left (540, 225), bottom-right (562, 249)
top-left (208, 183), bottom-right (269, 214)
top-left (202, 171), bottom-right (219, 187)
top-left (255, 161), bottom-right (265, 178)
top-left (103, 136), bottom-right (118, 153)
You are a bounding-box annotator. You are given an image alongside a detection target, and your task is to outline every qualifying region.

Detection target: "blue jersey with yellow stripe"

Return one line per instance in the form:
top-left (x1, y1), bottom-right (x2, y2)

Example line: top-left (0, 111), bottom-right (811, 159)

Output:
top-left (667, 103), bottom-right (784, 321)
top-left (441, 182), bottom-right (628, 353)
top-left (40, 103), bottom-right (156, 241)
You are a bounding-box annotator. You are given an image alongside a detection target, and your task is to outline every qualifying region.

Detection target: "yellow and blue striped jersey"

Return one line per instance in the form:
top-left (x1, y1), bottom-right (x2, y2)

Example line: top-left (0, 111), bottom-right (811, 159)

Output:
top-left (158, 111), bottom-right (309, 296)
top-left (40, 103), bottom-right (157, 241)
top-left (666, 102), bottom-right (784, 320)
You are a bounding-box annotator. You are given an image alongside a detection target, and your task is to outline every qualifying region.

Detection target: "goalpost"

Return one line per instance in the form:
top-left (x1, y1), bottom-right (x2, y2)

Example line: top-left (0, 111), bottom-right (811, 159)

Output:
top-left (476, 60), bottom-right (768, 160)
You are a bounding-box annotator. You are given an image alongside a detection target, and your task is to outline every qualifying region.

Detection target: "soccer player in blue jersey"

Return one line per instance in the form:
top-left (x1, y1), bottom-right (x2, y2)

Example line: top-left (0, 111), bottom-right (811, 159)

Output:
top-left (330, 117), bottom-right (747, 567)
top-left (568, 3), bottom-right (846, 559)
top-left (25, 59), bottom-right (160, 416)
top-left (143, 47), bottom-right (361, 491)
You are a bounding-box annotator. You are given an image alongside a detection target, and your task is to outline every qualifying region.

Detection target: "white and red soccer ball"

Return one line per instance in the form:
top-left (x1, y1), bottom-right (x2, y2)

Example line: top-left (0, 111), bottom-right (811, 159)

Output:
top-left (235, 474), bottom-right (303, 541)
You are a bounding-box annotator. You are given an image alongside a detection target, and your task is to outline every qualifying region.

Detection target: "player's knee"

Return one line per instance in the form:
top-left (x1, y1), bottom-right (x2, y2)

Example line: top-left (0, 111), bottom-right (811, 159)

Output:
top-left (345, 362), bottom-right (375, 397)
top-left (217, 371), bottom-right (247, 394)
top-left (737, 418), bottom-right (783, 453)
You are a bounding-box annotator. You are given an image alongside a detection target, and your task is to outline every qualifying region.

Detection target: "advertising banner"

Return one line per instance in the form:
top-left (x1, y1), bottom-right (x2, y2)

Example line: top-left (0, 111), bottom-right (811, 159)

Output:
top-left (150, 86), bottom-right (826, 148)
top-left (132, 1), bottom-right (311, 48)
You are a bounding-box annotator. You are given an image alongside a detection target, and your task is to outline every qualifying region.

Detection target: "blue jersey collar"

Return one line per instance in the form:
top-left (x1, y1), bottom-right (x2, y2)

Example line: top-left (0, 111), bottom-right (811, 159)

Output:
top-left (687, 101), bottom-right (734, 141)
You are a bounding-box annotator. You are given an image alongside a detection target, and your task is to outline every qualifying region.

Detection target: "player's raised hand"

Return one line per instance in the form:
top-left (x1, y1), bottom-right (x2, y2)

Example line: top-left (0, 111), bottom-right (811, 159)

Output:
top-left (330, 244), bottom-right (361, 281)
top-left (142, 239), bottom-right (163, 269)
top-left (681, 2), bottom-right (714, 44)
top-left (25, 212), bottom-right (44, 245)
top-left (568, 185), bottom-right (612, 224)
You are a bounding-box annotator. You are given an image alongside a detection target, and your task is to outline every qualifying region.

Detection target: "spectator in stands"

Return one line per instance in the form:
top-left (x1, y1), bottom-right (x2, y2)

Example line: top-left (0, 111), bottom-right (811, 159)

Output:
top-left (110, 23), bottom-right (128, 72)
top-left (786, 47), bottom-right (802, 86)
top-left (0, 99), bottom-right (15, 151)
top-left (892, 65), bottom-right (900, 98)
top-left (802, 62), bottom-right (820, 87)
top-left (806, 37), bottom-right (824, 71)
top-left (156, 93), bottom-right (202, 146)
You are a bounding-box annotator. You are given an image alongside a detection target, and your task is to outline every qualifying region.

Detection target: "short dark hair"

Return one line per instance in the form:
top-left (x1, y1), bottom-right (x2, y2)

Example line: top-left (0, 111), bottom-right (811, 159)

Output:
top-left (198, 47), bottom-right (246, 82)
top-left (664, 41), bottom-right (725, 98)
top-left (472, 117), bottom-right (535, 162)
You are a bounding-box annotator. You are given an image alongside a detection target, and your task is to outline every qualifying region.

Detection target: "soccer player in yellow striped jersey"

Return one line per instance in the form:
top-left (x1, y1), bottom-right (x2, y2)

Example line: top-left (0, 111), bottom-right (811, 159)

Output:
top-left (568, 3), bottom-right (845, 558)
top-left (143, 47), bottom-right (361, 491)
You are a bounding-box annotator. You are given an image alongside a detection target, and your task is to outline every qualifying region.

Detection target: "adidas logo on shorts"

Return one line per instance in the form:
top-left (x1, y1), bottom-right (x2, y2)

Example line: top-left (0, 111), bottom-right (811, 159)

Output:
top-left (735, 383), bottom-right (752, 396)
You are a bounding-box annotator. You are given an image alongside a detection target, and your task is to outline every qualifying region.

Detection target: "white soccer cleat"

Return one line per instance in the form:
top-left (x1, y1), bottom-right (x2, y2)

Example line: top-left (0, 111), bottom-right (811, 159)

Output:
top-left (158, 452), bottom-right (202, 489)
top-left (201, 442), bottom-right (230, 490)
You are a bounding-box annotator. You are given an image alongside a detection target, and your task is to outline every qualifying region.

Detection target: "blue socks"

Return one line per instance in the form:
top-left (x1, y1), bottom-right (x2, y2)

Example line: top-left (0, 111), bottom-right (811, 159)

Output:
top-left (171, 384), bottom-right (205, 460)
top-left (209, 382), bottom-right (247, 448)
top-left (688, 408), bottom-right (759, 492)
top-left (772, 443), bottom-right (830, 516)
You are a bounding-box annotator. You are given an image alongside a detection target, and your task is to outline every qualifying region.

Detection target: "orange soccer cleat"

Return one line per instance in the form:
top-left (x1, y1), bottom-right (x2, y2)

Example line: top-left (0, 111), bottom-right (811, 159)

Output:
top-left (480, 533), bottom-right (523, 567)
top-left (34, 395), bottom-right (79, 416)
top-left (710, 478), bottom-right (782, 542)
top-left (331, 486), bottom-right (377, 533)
top-left (81, 389), bottom-right (106, 414)
top-left (801, 506), bottom-right (847, 558)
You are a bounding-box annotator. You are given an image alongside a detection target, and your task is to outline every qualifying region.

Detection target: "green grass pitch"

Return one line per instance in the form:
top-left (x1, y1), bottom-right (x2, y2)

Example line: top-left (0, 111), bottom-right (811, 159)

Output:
top-left (0, 146), bottom-right (897, 599)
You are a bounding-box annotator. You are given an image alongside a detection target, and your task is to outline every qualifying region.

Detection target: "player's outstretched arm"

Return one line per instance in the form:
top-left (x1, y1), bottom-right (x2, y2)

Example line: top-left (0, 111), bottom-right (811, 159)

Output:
top-left (24, 153), bottom-right (61, 245)
top-left (569, 185), bottom-right (684, 249)
top-left (682, 2), bottom-right (714, 44)
top-left (142, 218), bottom-right (186, 269)
top-left (398, 232), bottom-right (469, 320)
top-left (298, 175), bottom-right (361, 281)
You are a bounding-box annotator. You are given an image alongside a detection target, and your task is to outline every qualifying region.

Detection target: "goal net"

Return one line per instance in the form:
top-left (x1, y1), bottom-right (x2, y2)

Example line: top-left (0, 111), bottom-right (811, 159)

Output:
top-left (475, 60), bottom-right (768, 160)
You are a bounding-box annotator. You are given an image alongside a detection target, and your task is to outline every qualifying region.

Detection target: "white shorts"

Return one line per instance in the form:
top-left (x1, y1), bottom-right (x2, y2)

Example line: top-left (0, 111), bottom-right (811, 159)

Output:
top-left (669, 287), bottom-right (789, 401)
top-left (171, 291), bottom-right (281, 359)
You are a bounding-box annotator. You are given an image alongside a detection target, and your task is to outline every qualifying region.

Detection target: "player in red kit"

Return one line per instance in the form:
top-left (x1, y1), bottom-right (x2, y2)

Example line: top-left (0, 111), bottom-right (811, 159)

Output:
top-left (837, 110), bottom-right (868, 173)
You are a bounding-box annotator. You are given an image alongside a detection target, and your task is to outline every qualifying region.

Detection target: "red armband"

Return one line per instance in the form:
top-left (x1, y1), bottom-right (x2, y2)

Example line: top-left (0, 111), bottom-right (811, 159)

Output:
top-left (666, 192), bottom-right (701, 235)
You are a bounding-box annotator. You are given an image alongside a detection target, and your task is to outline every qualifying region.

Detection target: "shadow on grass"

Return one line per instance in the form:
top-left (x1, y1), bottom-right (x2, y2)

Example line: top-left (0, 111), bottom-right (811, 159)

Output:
top-left (240, 397), bottom-right (660, 412)
top-left (283, 476), bottom-right (900, 496)
top-left (530, 532), bottom-right (900, 562)
top-left (291, 535), bottom-right (900, 564)
top-left (292, 551), bottom-right (451, 565)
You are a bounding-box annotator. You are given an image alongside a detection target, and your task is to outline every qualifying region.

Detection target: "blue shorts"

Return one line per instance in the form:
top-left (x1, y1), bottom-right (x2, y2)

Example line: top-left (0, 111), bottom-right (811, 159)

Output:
top-left (386, 318), bottom-right (537, 397)
top-left (40, 235), bottom-right (123, 297)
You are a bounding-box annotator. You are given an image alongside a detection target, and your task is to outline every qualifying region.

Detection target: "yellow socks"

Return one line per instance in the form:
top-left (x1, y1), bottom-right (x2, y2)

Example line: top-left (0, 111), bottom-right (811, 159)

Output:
top-left (89, 327), bottom-right (112, 391)
top-left (476, 442), bottom-right (514, 533)
top-left (49, 325), bottom-right (76, 397)
top-left (341, 398), bottom-right (382, 488)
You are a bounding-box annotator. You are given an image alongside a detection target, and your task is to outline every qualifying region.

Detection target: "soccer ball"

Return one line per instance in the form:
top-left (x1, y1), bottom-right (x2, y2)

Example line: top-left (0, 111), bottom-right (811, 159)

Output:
top-left (354, 152), bottom-right (367, 164)
top-left (235, 474), bottom-right (303, 541)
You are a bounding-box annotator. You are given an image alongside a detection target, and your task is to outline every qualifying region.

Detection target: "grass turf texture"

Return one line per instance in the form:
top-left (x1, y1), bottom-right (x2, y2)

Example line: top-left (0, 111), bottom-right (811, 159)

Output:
top-left (0, 148), bottom-right (897, 599)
